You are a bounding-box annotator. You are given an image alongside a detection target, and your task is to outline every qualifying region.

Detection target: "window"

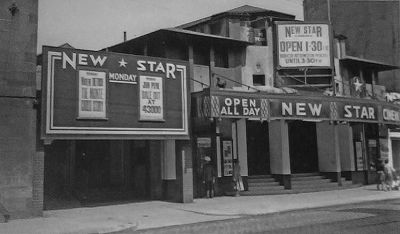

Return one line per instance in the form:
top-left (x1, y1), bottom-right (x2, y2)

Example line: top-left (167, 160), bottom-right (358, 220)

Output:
top-left (78, 70), bottom-right (106, 119)
top-left (253, 74), bottom-right (266, 86)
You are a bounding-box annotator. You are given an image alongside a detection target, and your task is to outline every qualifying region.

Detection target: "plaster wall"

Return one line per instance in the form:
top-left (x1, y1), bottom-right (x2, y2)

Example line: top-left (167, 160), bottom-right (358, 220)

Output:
top-left (269, 120), bottom-right (290, 174)
top-left (338, 124), bottom-right (355, 171)
top-left (316, 122), bottom-right (340, 172)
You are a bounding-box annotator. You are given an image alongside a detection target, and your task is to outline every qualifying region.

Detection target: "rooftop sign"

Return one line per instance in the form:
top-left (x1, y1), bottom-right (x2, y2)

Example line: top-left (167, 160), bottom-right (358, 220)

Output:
top-left (276, 22), bottom-right (332, 68)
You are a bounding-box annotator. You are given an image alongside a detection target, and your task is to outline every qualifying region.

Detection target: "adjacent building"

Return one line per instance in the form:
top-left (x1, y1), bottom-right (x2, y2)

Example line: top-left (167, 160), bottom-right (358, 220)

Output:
top-left (0, 0), bottom-right (41, 219)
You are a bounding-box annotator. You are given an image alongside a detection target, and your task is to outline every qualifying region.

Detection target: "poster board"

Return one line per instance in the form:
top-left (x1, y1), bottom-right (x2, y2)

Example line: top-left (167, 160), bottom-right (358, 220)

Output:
top-left (41, 46), bottom-right (189, 138)
top-left (222, 140), bottom-right (233, 176)
top-left (276, 22), bottom-right (332, 68)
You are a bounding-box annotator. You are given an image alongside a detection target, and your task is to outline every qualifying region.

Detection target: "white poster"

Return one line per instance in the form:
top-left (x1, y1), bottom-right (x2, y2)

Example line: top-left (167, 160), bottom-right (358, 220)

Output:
top-left (355, 141), bottom-right (365, 170)
top-left (139, 76), bottom-right (164, 121)
top-left (222, 140), bottom-right (233, 176)
top-left (277, 23), bottom-right (331, 67)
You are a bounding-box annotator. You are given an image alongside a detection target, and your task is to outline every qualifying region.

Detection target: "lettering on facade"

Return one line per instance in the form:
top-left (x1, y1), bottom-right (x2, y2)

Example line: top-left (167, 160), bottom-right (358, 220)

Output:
top-left (62, 52), bottom-right (107, 69)
top-left (220, 98), bottom-right (260, 117)
top-left (137, 60), bottom-right (177, 79)
top-left (343, 105), bottom-right (376, 120)
top-left (57, 51), bottom-right (180, 80)
top-left (383, 108), bottom-right (400, 122)
top-left (281, 102), bottom-right (322, 117)
top-left (108, 73), bottom-right (137, 84)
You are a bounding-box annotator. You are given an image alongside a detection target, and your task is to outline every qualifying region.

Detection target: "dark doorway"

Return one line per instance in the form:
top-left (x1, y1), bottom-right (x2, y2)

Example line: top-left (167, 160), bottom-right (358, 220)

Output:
top-left (44, 140), bottom-right (153, 210)
top-left (288, 121), bottom-right (318, 173)
top-left (246, 120), bottom-right (270, 175)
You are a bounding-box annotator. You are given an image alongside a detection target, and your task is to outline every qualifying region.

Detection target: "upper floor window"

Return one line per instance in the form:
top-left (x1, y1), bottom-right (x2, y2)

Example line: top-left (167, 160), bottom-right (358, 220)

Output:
top-left (253, 74), bottom-right (266, 86)
top-left (78, 70), bottom-right (106, 119)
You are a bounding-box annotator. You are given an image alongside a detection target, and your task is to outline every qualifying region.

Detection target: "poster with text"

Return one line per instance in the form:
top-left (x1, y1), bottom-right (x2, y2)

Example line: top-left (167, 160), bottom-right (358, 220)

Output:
top-left (277, 22), bottom-right (331, 68)
top-left (222, 140), bottom-right (233, 176)
top-left (139, 76), bottom-right (164, 121)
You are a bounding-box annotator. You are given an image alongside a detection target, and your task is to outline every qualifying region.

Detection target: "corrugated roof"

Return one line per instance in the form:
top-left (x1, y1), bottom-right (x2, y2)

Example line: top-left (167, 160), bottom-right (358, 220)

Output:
top-left (177, 5), bottom-right (295, 29)
top-left (161, 28), bottom-right (252, 44)
top-left (224, 5), bottom-right (271, 14)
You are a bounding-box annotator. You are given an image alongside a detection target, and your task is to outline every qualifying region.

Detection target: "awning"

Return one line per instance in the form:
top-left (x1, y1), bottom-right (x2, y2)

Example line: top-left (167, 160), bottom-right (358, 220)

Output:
top-left (192, 88), bottom-right (400, 125)
top-left (340, 56), bottom-right (399, 72)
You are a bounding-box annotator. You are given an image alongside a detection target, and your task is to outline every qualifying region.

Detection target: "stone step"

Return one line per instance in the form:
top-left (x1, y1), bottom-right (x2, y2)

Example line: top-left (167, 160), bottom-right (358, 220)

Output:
top-left (291, 173), bottom-right (321, 177)
top-left (291, 182), bottom-right (340, 189)
top-left (291, 175), bottom-right (326, 181)
top-left (247, 177), bottom-right (277, 183)
top-left (248, 175), bottom-right (273, 179)
top-left (248, 185), bottom-right (285, 191)
top-left (291, 179), bottom-right (332, 185)
top-left (248, 181), bottom-right (280, 187)
top-left (241, 188), bottom-right (286, 196)
top-left (289, 184), bottom-right (362, 193)
top-left (242, 183), bottom-right (362, 196)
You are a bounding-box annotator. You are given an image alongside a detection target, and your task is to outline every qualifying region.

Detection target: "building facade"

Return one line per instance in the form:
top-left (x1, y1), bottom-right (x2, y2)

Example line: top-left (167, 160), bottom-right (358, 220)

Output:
top-left (2, 3), bottom-right (400, 219)
top-left (0, 0), bottom-right (41, 219)
top-left (40, 47), bottom-right (193, 209)
top-left (108, 5), bottom-right (400, 197)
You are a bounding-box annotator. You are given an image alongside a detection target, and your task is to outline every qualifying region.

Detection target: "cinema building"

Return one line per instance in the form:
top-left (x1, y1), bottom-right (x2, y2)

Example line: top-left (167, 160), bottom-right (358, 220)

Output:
top-left (40, 47), bottom-right (193, 209)
top-left (107, 5), bottom-right (400, 197)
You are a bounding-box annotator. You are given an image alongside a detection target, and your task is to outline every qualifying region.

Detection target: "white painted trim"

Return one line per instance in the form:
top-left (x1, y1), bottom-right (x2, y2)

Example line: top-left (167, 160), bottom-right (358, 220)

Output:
top-left (45, 52), bottom-right (189, 136)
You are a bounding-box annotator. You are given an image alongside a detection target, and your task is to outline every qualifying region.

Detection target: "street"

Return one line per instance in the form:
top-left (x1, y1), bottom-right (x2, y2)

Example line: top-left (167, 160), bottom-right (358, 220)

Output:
top-left (125, 198), bottom-right (400, 234)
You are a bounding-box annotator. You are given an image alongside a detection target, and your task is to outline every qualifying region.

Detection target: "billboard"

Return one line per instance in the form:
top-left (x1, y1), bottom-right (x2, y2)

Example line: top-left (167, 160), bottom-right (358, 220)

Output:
top-left (276, 22), bottom-right (332, 68)
top-left (41, 46), bottom-right (189, 139)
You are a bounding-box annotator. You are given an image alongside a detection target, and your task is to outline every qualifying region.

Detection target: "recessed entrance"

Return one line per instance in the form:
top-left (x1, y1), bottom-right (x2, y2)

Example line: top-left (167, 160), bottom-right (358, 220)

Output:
top-left (288, 121), bottom-right (319, 173)
top-left (246, 120), bottom-right (270, 175)
top-left (44, 140), bottom-right (152, 210)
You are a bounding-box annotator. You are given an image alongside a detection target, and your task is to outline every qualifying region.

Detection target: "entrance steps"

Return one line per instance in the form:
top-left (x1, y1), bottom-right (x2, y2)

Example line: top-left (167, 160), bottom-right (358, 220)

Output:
top-left (241, 175), bottom-right (286, 196)
top-left (290, 173), bottom-right (360, 193)
top-left (241, 173), bottom-right (361, 196)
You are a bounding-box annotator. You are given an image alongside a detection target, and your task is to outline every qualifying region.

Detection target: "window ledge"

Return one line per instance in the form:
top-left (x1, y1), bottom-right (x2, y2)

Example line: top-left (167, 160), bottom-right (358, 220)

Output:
top-left (76, 117), bottom-right (109, 121)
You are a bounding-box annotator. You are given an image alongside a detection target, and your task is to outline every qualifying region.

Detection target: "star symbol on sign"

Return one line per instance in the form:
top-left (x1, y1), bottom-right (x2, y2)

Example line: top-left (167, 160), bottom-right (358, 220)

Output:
top-left (118, 58), bottom-right (127, 67)
top-left (353, 78), bottom-right (363, 91)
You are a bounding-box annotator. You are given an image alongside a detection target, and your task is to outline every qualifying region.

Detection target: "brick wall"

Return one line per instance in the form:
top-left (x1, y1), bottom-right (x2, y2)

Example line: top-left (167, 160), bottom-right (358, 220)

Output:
top-left (304, 0), bottom-right (400, 91)
top-left (0, 0), bottom-right (40, 218)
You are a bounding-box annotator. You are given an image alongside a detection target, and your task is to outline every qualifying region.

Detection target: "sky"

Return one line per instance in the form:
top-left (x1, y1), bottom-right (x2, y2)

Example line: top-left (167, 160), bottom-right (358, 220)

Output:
top-left (37, 0), bottom-right (304, 54)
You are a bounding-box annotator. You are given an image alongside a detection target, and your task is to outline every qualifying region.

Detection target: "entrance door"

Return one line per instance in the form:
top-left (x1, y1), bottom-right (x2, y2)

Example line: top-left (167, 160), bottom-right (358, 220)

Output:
top-left (289, 121), bottom-right (318, 173)
top-left (246, 120), bottom-right (270, 175)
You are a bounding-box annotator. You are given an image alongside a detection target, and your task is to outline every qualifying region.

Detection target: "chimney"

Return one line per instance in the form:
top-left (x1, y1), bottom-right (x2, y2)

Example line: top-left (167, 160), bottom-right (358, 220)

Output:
top-left (123, 31), bottom-right (127, 42)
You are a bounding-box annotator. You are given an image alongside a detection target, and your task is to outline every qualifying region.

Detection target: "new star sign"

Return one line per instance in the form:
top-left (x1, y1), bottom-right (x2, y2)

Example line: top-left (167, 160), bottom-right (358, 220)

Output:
top-left (41, 46), bottom-right (189, 139)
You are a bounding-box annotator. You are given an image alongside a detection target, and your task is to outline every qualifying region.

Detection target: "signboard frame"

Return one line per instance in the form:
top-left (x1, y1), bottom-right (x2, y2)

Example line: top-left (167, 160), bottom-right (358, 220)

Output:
top-left (274, 21), bottom-right (334, 69)
top-left (41, 46), bottom-right (189, 139)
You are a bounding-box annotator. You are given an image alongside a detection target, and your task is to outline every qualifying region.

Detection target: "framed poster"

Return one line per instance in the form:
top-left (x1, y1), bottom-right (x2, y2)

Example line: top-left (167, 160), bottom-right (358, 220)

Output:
top-left (355, 141), bottom-right (365, 171)
top-left (139, 76), bottom-right (164, 121)
top-left (222, 140), bottom-right (233, 176)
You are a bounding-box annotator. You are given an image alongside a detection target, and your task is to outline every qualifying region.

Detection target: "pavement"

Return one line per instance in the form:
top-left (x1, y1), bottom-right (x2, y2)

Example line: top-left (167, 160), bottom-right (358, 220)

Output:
top-left (0, 185), bottom-right (399, 234)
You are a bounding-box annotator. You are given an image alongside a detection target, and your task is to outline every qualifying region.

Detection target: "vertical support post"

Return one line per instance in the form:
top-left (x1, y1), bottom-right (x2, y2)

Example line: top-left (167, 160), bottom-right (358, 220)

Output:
top-left (333, 123), bottom-right (342, 185)
top-left (143, 43), bottom-right (148, 56)
top-left (67, 140), bottom-right (76, 194)
top-left (317, 122), bottom-right (342, 185)
top-left (175, 141), bottom-right (193, 203)
top-left (149, 141), bottom-right (162, 200)
top-left (371, 71), bottom-right (377, 98)
top-left (209, 45), bottom-right (215, 88)
top-left (188, 44), bottom-right (195, 91)
top-left (216, 125), bottom-right (222, 178)
top-left (269, 120), bottom-right (291, 189)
